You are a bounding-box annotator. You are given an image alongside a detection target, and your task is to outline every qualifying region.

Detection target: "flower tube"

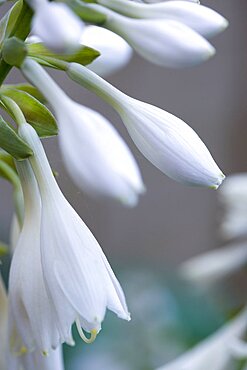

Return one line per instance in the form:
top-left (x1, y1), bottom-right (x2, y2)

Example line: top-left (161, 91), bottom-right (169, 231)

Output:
top-left (66, 62), bottom-right (225, 189)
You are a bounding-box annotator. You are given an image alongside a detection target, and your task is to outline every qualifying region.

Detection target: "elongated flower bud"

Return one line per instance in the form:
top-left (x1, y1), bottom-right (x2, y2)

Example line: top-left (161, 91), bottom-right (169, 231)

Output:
top-left (180, 242), bottom-right (247, 284)
top-left (21, 58), bottom-right (144, 206)
top-left (17, 122), bottom-right (130, 350)
top-left (67, 63), bottom-right (225, 189)
top-left (156, 308), bottom-right (247, 370)
top-left (81, 26), bottom-right (133, 77)
top-left (96, 0), bottom-right (228, 38)
top-left (31, 1), bottom-right (84, 53)
top-left (88, 4), bottom-right (215, 68)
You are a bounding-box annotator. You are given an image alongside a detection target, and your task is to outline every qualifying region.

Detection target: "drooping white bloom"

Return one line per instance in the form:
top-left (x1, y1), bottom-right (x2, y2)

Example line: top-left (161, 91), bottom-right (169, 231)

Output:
top-left (88, 4), bottom-right (215, 68)
top-left (58, 104), bottom-right (145, 206)
top-left (80, 26), bottom-right (133, 77)
top-left (21, 58), bottom-right (144, 206)
top-left (67, 63), bottom-right (225, 188)
top-left (31, 1), bottom-right (84, 53)
top-left (219, 173), bottom-right (247, 240)
top-left (180, 242), bottom-right (247, 284)
top-left (17, 122), bottom-right (130, 349)
top-left (96, 0), bottom-right (228, 38)
top-left (156, 308), bottom-right (247, 370)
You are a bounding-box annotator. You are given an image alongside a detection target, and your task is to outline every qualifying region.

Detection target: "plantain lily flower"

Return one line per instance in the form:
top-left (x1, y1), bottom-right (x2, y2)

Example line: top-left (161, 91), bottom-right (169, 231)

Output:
top-left (156, 307), bottom-right (247, 370)
top-left (58, 104), bottom-right (145, 206)
top-left (88, 4), bottom-right (215, 68)
top-left (96, 0), bottom-right (228, 39)
top-left (16, 122), bottom-right (130, 351)
top-left (21, 58), bottom-right (144, 206)
top-left (31, 1), bottom-right (84, 53)
top-left (80, 26), bottom-right (133, 77)
top-left (67, 63), bottom-right (225, 189)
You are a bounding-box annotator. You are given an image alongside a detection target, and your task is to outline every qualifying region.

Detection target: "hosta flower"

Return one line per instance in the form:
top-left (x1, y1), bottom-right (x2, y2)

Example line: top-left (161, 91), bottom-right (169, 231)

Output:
top-left (80, 26), bottom-right (133, 77)
top-left (219, 173), bottom-right (247, 240)
top-left (96, 0), bottom-right (228, 38)
top-left (156, 308), bottom-right (247, 370)
top-left (89, 4), bottom-right (215, 68)
top-left (67, 63), bottom-right (225, 188)
top-left (58, 104), bottom-right (145, 206)
top-left (15, 122), bottom-right (130, 351)
top-left (21, 58), bottom-right (144, 206)
top-left (180, 242), bottom-right (247, 284)
top-left (31, 1), bottom-right (84, 53)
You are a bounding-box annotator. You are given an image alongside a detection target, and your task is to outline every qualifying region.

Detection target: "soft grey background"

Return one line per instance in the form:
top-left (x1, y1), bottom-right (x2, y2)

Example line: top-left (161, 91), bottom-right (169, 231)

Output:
top-left (1, 0), bottom-right (246, 269)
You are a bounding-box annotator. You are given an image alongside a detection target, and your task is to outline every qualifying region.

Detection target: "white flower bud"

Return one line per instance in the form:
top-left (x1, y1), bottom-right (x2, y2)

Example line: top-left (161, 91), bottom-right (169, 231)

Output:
top-left (180, 242), bottom-right (247, 284)
top-left (156, 308), bottom-right (247, 370)
top-left (59, 104), bottom-right (145, 206)
top-left (80, 26), bottom-right (133, 77)
top-left (32, 2), bottom-right (84, 53)
top-left (89, 4), bottom-right (215, 68)
top-left (97, 0), bottom-right (228, 38)
top-left (67, 64), bottom-right (225, 189)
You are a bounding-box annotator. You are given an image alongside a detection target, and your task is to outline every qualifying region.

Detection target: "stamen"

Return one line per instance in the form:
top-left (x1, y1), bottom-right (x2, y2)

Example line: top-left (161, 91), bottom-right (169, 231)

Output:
top-left (75, 319), bottom-right (98, 344)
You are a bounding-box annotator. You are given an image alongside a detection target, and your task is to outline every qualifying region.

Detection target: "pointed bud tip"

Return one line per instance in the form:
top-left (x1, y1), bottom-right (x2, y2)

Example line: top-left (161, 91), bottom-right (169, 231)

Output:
top-left (210, 173), bottom-right (226, 190)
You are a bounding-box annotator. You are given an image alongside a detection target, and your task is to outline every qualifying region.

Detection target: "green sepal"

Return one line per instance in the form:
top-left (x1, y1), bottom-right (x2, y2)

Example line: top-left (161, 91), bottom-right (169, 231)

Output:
top-left (0, 0), bottom-right (23, 47)
top-left (2, 37), bottom-right (27, 67)
top-left (1, 89), bottom-right (58, 137)
top-left (0, 116), bottom-right (33, 160)
top-left (27, 42), bottom-right (100, 70)
top-left (1, 84), bottom-right (46, 103)
top-left (69, 0), bottom-right (107, 24)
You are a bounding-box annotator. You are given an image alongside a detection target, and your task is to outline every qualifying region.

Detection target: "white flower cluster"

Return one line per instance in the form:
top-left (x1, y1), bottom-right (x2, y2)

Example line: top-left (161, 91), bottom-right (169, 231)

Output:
top-left (0, 0), bottom-right (229, 369)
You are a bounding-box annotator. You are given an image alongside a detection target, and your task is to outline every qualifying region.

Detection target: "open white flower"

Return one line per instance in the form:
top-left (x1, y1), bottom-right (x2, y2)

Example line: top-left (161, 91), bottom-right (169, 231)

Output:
top-left (80, 26), bottom-right (133, 77)
top-left (88, 4), bottom-right (215, 68)
top-left (31, 1), bottom-right (84, 53)
top-left (21, 58), bottom-right (144, 206)
top-left (156, 308), bottom-right (247, 370)
top-left (17, 122), bottom-right (130, 350)
top-left (67, 63), bottom-right (225, 188)
top-left (180, 242), bottom-right (247, 284)
top-left (96, 0), bottom-right (228, 38)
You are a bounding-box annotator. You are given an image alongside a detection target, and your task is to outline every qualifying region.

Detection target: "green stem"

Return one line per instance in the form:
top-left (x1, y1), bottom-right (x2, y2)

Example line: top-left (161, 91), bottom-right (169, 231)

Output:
top-left (0, 1), bottom-right (33, 86)
top-left (1, 95), bottom-right (27, 126)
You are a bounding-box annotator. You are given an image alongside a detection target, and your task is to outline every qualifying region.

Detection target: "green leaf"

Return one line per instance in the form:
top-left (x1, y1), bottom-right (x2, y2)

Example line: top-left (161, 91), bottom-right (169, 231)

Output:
top-left (27, 42), bottom-right (100, 70)
top-left (1, 84), bottom-right (46, 103)
top-left (0, 242), bottom-right (8, 257)
top-left (0, 0), bottom-right (23, 47)
top-left (1, 89), bottom-right (58, 137)
top-left (0, 116), bottom-right (33, 159)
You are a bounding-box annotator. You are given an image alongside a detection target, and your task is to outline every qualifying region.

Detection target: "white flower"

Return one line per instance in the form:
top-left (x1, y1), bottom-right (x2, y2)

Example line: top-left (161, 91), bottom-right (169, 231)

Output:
top-left (32, 1), bottom-right (84, 53)
top-left (96, 0), bottom-right (228, 38)
top-left (67, 63), bottom-right (225, 188)
top-left (21, 58), bottom-right (144, 206)
top-left (219, 173), bottom-right (247, 240)
top-left (80, 26), bottom-right (133, 77)
top-left (58, 104), bottom-right (145, 206)
top-left (89, 4), bottom-right (215, 68)
top-left (180, 242), bottom-right (247, 284)
top-left (16, 122), bottom-right (130, 350)
top-left (156, 308), bottom-right (247, 370)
